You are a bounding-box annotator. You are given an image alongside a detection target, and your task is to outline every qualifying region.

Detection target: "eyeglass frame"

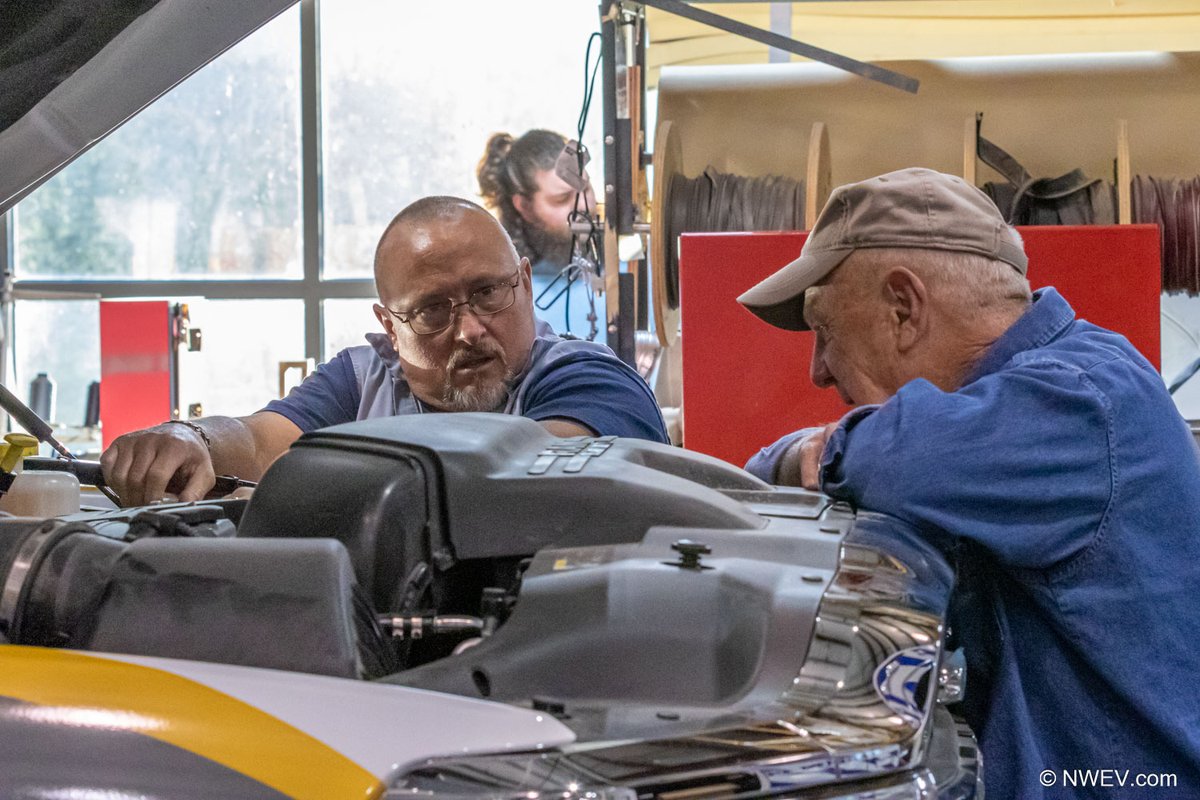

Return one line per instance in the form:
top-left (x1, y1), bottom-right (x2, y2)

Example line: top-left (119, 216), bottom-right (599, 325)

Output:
top-left (380, 268), bottom-right (524, 335)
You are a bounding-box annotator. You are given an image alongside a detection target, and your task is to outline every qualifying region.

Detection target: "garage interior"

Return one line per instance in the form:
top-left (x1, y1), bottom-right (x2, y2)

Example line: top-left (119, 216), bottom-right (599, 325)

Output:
top-left (0, 3), bottom-right (1198, 798)
top-left (4, 1), bottom-right (1199, 456)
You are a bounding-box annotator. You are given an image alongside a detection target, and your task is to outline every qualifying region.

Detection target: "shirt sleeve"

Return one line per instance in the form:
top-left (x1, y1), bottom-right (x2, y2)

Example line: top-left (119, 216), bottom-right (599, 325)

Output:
top-left (744, 428), bottom-right (822, 483)
top-left (819, 363), bottom-right (1114, 570)
top-left (260, 350), bottom-right (361, 433)
top-left (521, 356), bottom-right (669, 443)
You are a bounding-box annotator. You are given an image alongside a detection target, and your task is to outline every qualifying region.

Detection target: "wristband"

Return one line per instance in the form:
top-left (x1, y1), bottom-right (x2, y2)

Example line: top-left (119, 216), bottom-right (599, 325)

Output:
top-left (165, 418), bottom-right (212, 451)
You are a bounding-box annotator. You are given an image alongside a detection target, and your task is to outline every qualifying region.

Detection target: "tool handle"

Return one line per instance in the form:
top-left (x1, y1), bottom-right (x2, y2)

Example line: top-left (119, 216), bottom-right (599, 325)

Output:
top-left (0, 382), bottom-right (55, 442)
top-left (24, 457), bottom-right (101, 481)
top-left (212, 474), bottom-right (257, 494)
top-left (23, 457), bottom-right (256, 498)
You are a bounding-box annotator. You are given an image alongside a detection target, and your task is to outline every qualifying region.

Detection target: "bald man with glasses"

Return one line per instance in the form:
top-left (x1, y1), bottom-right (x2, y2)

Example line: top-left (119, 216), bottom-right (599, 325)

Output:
top-left (102, 197), bottom-right (667, 506)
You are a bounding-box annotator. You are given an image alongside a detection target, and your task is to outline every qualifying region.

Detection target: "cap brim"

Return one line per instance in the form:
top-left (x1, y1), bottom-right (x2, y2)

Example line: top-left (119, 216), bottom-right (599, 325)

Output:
top-left (736, 247), bottom-right (851, 331)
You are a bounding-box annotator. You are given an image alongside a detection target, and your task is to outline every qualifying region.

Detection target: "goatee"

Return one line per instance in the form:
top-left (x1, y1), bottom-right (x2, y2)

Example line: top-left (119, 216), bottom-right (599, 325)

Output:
top-left (440, 342), bottom-right (515, 412)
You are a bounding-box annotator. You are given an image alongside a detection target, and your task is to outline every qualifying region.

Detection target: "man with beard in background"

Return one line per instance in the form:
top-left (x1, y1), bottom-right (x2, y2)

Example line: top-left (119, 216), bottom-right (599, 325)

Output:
top-left (101, 197), bottom-right (666, 506)
top-left (477, 129), bottom-right (593, 272)
top-left (477, 129), bottom-right (601, 338)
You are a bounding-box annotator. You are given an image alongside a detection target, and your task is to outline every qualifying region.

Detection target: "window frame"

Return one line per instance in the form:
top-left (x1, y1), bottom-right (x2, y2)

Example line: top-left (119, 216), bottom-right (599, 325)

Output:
top-left (0, 0), bottom-right (373, 382)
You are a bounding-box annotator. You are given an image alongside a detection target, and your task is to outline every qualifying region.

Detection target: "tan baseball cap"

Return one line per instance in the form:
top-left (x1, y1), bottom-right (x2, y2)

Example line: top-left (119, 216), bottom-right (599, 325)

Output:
top-left (737, 167), bottom-right (1028, 331)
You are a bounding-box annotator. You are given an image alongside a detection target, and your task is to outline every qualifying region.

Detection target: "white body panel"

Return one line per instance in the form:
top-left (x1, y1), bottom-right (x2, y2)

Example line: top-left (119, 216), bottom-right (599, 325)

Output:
top-left (97, 650), bottom-right (576, 781)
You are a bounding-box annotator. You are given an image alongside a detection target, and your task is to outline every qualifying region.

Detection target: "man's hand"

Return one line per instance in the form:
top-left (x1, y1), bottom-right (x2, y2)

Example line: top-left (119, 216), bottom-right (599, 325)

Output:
top-left (775, 422), bottom-right (839, 490)
top-left (100, 423), bottom-right (216, 507)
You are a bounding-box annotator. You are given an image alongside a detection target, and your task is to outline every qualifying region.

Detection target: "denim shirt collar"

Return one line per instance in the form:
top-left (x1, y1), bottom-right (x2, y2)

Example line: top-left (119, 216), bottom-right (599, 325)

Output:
top-left (963, 287), bottom-right (1077, 386)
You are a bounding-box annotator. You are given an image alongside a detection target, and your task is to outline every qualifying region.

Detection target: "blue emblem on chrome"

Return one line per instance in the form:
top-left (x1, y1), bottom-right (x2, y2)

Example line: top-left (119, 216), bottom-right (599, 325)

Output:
top-left (873, 645), bottom-right (938, 724)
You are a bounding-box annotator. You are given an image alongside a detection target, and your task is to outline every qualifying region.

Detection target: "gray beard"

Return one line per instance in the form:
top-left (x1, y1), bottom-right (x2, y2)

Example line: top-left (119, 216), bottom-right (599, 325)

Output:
top-left (440, 377), bottom-right (511, 413)
top-left (439, 342), bottom-right (517, 412)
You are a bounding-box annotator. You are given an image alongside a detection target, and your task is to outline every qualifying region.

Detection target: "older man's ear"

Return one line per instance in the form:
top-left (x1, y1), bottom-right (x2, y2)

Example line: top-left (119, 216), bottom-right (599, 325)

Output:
top-left (882, 266), bottom-right (929, 353)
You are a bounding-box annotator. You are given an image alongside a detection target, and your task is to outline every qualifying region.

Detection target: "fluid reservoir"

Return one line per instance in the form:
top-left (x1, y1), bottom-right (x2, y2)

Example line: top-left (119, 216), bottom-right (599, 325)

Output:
top-left (0, 433), bottom-right (80, 518)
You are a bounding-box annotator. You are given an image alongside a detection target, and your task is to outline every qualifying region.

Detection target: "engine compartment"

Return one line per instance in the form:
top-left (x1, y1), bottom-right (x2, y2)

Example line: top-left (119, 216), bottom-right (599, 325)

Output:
top-left (0, 414), bottom-right (952, 747)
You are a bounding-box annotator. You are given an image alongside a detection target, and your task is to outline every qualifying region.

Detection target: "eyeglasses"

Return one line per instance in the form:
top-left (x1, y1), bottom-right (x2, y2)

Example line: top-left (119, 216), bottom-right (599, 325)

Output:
top-left (384, 270), bottom-right (522, 335)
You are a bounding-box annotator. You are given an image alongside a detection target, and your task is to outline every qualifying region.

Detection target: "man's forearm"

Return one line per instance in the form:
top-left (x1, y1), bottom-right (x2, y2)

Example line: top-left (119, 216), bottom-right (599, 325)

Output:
top-left (745, 428), bottom-right (816, 484)
top-left (193, 416), bottom-right (267, 480)
top-left (101, 410), bottom-right (300, 505)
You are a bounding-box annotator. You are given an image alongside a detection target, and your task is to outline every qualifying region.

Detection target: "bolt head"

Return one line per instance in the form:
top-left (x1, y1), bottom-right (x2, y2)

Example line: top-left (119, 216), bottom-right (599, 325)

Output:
top-left (671, 539), bottom-right (712, 557)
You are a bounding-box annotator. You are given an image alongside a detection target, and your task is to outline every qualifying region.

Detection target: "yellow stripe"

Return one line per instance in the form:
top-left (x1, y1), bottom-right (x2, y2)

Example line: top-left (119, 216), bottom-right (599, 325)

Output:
top-left (0, 646), bottom-right (382, 800)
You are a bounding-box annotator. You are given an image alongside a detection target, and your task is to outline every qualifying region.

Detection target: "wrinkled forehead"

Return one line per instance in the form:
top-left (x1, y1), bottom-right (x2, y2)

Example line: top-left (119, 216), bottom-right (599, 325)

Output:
top-left (801, 274), bottom-right (843, 328)
top-left (801, 252), bottom-right (877, 328)
top-left (801, 285), bottom-right (823, 328)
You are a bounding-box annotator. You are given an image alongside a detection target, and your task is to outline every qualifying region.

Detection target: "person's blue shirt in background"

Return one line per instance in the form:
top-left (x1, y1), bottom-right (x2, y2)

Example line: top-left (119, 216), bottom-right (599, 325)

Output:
top-left (532, 268), bottom-right (602, 343)
top-left (748, 288), bottom-right (1200, 799)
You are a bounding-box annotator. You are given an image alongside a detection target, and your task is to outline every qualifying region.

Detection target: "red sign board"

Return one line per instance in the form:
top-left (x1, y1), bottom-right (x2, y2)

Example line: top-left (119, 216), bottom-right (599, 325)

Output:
top-left (99, 301), bottom-right (172, 449)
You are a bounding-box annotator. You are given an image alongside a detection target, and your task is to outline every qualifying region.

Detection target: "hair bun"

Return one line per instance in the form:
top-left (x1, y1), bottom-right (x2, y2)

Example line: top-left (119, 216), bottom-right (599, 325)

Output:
top-left (486, 132), bottom-right (514, 163)
top-left (477, 132), bottom-right (516, 205)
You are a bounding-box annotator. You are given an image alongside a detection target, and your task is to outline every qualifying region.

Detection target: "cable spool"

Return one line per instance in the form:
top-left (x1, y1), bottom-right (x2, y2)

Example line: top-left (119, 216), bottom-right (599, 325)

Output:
top-left (1133, 174), bottom-right (1200, 294)
top-left (651, 120), bottom-right (831, 347)
top-left (651, 120), bottom-right (683, 347)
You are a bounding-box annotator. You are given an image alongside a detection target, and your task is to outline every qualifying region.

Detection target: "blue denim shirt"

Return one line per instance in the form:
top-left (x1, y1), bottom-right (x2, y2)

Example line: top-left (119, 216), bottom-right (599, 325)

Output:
top-left (747, 288), bottom-right (1200, 799)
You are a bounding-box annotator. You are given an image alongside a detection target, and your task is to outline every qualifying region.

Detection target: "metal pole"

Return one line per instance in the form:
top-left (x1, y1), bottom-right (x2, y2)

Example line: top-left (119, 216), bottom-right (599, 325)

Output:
top-left (617, 272), bottom-right (636, 367)
top-left (600, 1), bottom-right (622, 334)
top-left (638, 0), bottom-right (919, 94)
top-left (300, 0), bottom-right (325, 361)
top-left (0, 211), bottom-right (12, 431)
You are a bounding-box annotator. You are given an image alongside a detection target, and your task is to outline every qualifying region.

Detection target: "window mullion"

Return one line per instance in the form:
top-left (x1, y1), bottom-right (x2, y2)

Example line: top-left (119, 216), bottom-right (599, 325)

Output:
top-left (300, 0), bottom-right (324, 362)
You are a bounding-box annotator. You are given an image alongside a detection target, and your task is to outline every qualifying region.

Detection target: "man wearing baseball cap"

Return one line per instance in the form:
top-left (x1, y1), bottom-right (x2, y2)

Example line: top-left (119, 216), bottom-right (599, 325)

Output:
top-left (740, 168), bottom-right (1200, 799)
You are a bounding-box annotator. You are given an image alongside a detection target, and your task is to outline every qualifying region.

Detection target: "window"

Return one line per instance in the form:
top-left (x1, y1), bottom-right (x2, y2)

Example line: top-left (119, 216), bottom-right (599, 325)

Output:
top-left (319, 0), bottom-right (604, 279)
top-left (5, 1), bottom-right (608, 448)
top-left (177, 300), bottom-right (306, 416)
top-left (1162, 294), bottom-right (1200, 419)
top-left (14, 300), bottom-right (101, 429)
top-left (14, 10), bottom-right (302, 280)
top-left (324, 298), bottom-right (380, 360)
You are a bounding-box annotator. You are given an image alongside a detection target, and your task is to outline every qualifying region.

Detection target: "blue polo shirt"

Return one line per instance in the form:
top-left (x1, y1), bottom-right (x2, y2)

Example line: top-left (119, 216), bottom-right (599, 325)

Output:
top-left (263, 323), bottom-right (668, 444)
top-left (748, 288), bottom-right (1200, 799)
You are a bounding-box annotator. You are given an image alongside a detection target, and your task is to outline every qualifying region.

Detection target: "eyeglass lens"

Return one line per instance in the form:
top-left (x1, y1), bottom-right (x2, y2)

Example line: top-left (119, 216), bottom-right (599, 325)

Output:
top-left (408, 275), bottom-right (518, 334)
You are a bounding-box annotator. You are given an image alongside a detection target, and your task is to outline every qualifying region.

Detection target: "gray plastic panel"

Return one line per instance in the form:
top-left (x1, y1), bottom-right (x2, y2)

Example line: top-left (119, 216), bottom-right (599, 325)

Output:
top-left (81, 538), bottom-right (364, 678)
top-left (238, 444), bottom-right (439, 609)
top-left (391, 509), bottom-right (844, 729)
top-left (309, 414), bottom-right (771, 560)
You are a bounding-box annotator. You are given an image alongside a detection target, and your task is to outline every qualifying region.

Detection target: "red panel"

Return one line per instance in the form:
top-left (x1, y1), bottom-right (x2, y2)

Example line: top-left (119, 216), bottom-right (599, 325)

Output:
top-left (1024, 226), bottom-right (1160, 366)
top-left (680, 225), bottom-right (1161, 467)
top-left (100, 301), bottom-right (172, 449)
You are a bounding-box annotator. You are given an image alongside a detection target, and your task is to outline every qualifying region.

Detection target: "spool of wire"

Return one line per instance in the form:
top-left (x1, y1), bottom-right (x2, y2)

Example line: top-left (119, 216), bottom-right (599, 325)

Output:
top-left (664, 169), bottom-right (806, 309)
top-left (651, 120), bottom-right (809, 347)
top-left (1133, 175), bottom-right (1200, 295)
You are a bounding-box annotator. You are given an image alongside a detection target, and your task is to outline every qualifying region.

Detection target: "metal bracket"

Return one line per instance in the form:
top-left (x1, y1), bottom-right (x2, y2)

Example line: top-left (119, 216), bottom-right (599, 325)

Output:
top-left (637, 0), bottom-right (919, 94)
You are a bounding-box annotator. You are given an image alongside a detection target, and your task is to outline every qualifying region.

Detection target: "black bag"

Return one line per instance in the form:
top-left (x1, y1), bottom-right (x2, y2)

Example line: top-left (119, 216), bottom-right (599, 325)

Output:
top-left (976, 118), bottom-right (1115, 226)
